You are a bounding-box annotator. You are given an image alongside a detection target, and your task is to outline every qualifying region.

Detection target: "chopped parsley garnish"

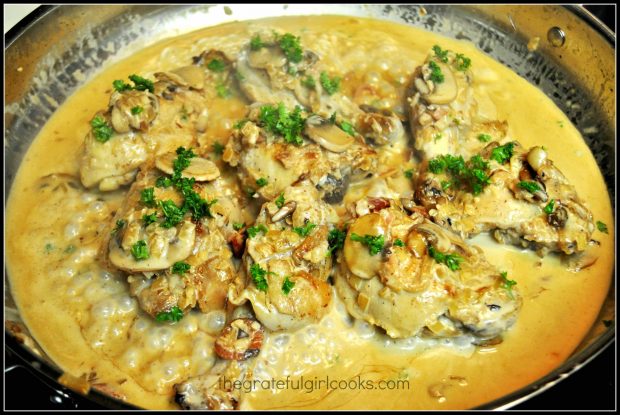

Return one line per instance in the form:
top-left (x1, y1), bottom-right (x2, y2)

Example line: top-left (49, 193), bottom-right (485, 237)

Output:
top-left (233, 119), bottom-right (248, 130)
top-left (112, 79), bottom-right (132, 92)
top-left (171, 261), bottom-right (191, 275)
top-left (320, 71), bottom-right (341, 95)
top-left (212, 141), bottom-right (225, 156)
top-left (250, 263), bottom-right (270, 292)
top-left (428, 154), bottom-right (490, 195)
top-left (64, 245), bottom-right (76, 254)
top-left (275, 193), bottom-right (285, 209)
top-left (293, 222), bottom-right (316, 237)
top-left (393, 238), bottom-right (405, 247)
top-left (142, 213), bottom-right (158, 226)
top-left (428, 61), bottom-right (444, 83)
top-left (233, 222), bottom-right (245, 231)
top-left (140, 187), bottom-right (156, 207)
top-left (112, 219), bottom-right (126, 234)
top-left (131, 106), bottom-right (143, 115)
top-left (216, 83), bottom-right (231, 98)
top-left (339, 120), bottom-right (356, 136)
top-left (278, 33), bottom-right (303, 63)
top-left (258, 103), bottom-right (305, 146)
top-left (428, 245), bottom-right (463, 271)
top-left (302, 75), bottom-right (316, 89)
top-left (156, 176), bottom-right (172, 188)
top-left (131, 240), bottom-right (150, 260)
top-left (432, 45), bottom-right (449, 63)
top-left (433, 133), bottom-right (443, 142)
top-left (518, 181), bottom-right (541, 194)
top-left (173, 147), bottom-right (195, 178)
top-left (234, 70), bottom-right (245, 81)
top-left (256, 177), bottom-right (268, 187)
top-left (455, 53), bottom-right (472, 71)
top-left (128, 74), bottom-right (154, 93)
top-left (91, 115), bottom-right (114, 143)
top-left (477, 133), bottom-right (492, 142)
top-left (246, 187), bottom-right (257, 198)
top-left (544, 199), bottom-right (555, 215)
top-left (282, 276), bottom-right (295, 295)
top-left (250, 34), bottom-right (265, 50)
top-left (156, 306), bottom-right (184, 323)
top-left (490, 142), bottom-right (515, 164)
top-left (44, 243), bottom-right (54, 253)
top-left (159, 199), bottom-right (185, 228)
top-left (596, 221), bottom-right (608, 234)
top-left (207, 58), bottom-right (227, 72)
top-left (499, 271), bottom-right (517, 299)
top-left (247, 224), bottom-right (268, 238)
top-left (404, 169), bottom-right (414, 179)
top-left (328, 228), bottom-right (347, 256)
top-left (350, 233), bottom-right (385, 256)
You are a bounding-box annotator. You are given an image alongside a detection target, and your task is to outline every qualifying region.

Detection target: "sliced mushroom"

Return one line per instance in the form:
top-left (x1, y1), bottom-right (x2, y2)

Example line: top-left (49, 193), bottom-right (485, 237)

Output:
top-left (527, 146), bottom-right (548, 173)
top-left (214, 318), bottom-right (264, 361)
top-left (155, 152), bottom-right (220, 181)
top-left (171, 65), bottom-right (205, 90)
top-left (424, 62), bottom-right (458, 105)
top-left (271, 201), bottom-right (297, 222)
top-left (109, 220), bottom-right (196, 272)
top-left (344, 213), bottom-right (385, 279)
top-left (317, 173), bottom-right (350, 204)
top-left (304, 114), bottom-right (355, 153)
top-left (356, 108), bottom-right (404, 145)
top-left (547, 205), bottom-right (568, 228)
top-left (109, 90), bottom-right (159, 133)
top-left (248, 46), bottom-right (287, 70)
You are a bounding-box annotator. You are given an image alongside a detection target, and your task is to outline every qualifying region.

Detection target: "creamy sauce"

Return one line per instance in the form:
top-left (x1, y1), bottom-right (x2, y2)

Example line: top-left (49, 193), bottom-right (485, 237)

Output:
top-left (6, 16), bottom-right (614, 410)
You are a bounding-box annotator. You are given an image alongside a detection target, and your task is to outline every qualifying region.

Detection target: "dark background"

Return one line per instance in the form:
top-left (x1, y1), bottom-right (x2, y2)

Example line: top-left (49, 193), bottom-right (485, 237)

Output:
top-left (4, 4), bottom-right (616, 411)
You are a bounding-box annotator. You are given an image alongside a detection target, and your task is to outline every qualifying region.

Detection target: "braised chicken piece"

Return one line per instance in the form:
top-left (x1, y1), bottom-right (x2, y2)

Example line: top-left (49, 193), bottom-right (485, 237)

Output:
top-left (228, 182), bottom-right (339, 331)
top-left (334, 200), bottom-right (521, 340)
top-left (105, 149), bottom-right (245, 319)
top-left (223, 104), bottom-right (377, 203)
top-left (407, 48), bottom-right (595, 255)
top-left (79, 61), bottom-right (215, 191)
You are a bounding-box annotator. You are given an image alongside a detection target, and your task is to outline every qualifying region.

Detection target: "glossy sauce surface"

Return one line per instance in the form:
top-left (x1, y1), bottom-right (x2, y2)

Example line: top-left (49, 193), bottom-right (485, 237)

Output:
top-left (6, 16), bottom-right (614, 409)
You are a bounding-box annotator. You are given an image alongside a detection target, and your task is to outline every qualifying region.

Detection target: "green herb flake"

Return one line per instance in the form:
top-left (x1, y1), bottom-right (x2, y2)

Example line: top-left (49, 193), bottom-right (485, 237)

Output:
top-left (404, 169), bottom-right (414, 179)
top-left (64, 245), bottom-right (76, 254)
top-left (44, 243), bottom-right (54, 253)
top-left (131, 240), bottom-right (150, 260)
top-left (293, 222), bottom-right (316, 237)
top-left (128, 74), bottom-right (154, 93)
top-left (207, 58), bottom-right (227, 72)
top-left (247, 224), bottom-right (268, 238)
top-left (156, 176), bottom-right (172, 188)
top-left (477, 133), bottom-right (492, 142)
top-left (233, 222), bottom-right (245, 231)
top-left (490, 142), bottom-right (515, 164)
top-left (320, 71), bottom-right (341, 95)
top-left (518, 181), bottom-right (541, 194)
top-left (112, 79), bottom-right (132, 92)
top-left (428, 154), bottom-right (490, 195)
top-left (428, 61), bottom-right (444, 84)
top-left (250, 34), bottom-right (264, 51)
top-left (212, 141), bottom-right (225, 156)
top-left (328, 228), bottom-right (347, 256)
top-left (258, 103), bottom-right (305, 146)
top-left (159, 199), bottom-right (185, 228)
top-left (339, 120), bottom-right (356, 137)
top-left (250, 263), bottom-right (270, 292)
top-left (140, 188), bottom-right (156, 207)
top-left (350, 233), bottom-right (385, 256)
top-left (156, 306), bottom-right (184, 323)
top-left (131, 106), bottom-right (143, 115)
top-left (455, 53), bottom-right (472, 71)
top-left (275, 193), bottom-right (285, 209)
top-left (432, 45), bottom-right (449, 63)
top-left (90, 115), bottom-right (114, 143)
top-left (499, 271), bottom-right (517, 299)
top-left (112, 219), bottom-right (126, 234)
top-left (393, 238), bottom-right (405, 247)
top-left (596, 221), bottom-right (608, 234)
top-left (216, 83), bottom-right (231, 98)
top-left (278, 33), bottom-right (303, 63)
top-left (142, 213), bottom-right (158, 226)
top-left (282, 276), bottom-right (295, 295)
top-left (428, 245), bottom-right (463, 271)
top-left (256, 177), bottom-right (269, 187)
top-left (172, 261), bottom-right (191, 275)
top-left (544, 199), bottom-right (555, 215)
top-left (302, 76), bottom-right (316, 89)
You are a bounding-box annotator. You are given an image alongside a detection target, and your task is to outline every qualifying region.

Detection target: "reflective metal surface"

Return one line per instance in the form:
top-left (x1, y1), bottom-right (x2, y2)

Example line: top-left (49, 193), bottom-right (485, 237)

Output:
top-left (4, 4), bottom-right (615, 409)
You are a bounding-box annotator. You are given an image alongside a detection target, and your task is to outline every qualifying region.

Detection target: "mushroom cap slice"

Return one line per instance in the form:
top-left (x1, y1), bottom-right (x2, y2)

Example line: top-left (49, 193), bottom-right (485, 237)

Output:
top-left (425, 62), bottom-right (458, 105)
top-left (155, 152), bottom-right (220, 182)
top-left (109, 220), bottom-right (196, 272)
top-left (171, 65), bottom-right (206, 90)
top-left (304, 115), bottom-right (355, 153)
